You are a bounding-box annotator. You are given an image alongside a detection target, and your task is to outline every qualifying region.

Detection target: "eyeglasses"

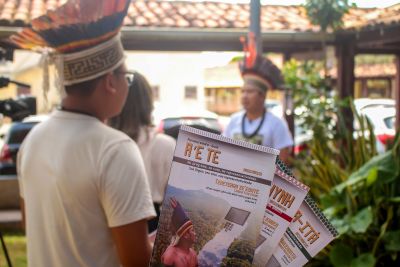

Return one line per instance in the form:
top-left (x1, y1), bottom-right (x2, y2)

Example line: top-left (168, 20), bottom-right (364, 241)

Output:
top-left (115, 71), bottom-right (135, 85)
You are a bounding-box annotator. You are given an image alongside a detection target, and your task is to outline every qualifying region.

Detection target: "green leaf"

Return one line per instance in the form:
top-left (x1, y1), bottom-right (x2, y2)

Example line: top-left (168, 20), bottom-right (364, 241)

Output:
top-left (334, 151), bottom-right (399, 194)
top-left (320, 193), bottom-right (333, 207)
top-left (329, 243), bottom-right (353, 267)
top-left (350, 253), bottom-right (376, 267)
top-left (334, 173), bottom-right (364, 193)
top-left (330, 218), bottom-right (350, 235)
top-left (375, 156), bottom-right (399, 184)
top-left (383, 230), bottom-right (400, 251)
top-left (350, 206), bottom-right (373, 233)
top-left (388, 197), bottom-right (400, 203)
top-left (365, 167), bottom-right (378, 186)
top-left (390, 252), bottom-right (398, 261)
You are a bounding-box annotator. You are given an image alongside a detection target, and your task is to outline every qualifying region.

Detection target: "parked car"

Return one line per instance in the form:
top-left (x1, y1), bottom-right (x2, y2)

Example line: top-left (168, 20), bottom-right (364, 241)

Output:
top-left (0, 123), bottom-right (11, 150)
top-left (0, 115), bottom-right (48, 175)
top-left (357, 106), bottom-right (396, 153)
top-left (354, 98), bottom-right (394, 114)
top-left (153, 104), bottom-right (223, 139)
top-left (295, 99), bottom-right (396, 155)
top-left (293, 119), bottom-right (312, 154)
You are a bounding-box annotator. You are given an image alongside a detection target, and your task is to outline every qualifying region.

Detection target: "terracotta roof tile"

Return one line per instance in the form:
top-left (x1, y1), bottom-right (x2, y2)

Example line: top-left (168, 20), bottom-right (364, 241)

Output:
top-left (0, 11), bottom-right (12, 22)
top-left (4, 0), bottom-right (16, 9)
top-left (176, 17), bottom-right (190, 27)
top-left (123, 15), bottom-right (133, 26)
top-left (205, 18), bottom-right (218, 28)
top-left (160, 1), bottom-right (172, 10)
top-left (0, 0), bottom-right (398, 32)
top-left (162, 17), bottom-right (176, 27)
top-left (134, 16), bottom-right (148, 27)
top-left (192, 19), bottom-right (205, 28)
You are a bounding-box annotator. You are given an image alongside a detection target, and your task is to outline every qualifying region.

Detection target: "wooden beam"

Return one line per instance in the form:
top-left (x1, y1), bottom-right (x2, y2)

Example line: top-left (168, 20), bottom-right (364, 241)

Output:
top-left (120, 28), bottom-right (325, 52)
top-left (356, 47), bottom-right (400, 55)
top-left (122, 39), bottom-right (321, 52)
top-left (395, 54), bottom-right (400, 130)
top-left (336, 41), bottom-right (355, 130)
top-left (356, 35), bottom-right (400, 47)
top-left (353, 25), bottom-right (400, 47)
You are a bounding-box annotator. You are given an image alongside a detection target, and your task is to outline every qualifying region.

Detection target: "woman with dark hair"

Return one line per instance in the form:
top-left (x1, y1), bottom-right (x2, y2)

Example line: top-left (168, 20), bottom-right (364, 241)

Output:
top-left (109, 71), bottom-right (176, 232)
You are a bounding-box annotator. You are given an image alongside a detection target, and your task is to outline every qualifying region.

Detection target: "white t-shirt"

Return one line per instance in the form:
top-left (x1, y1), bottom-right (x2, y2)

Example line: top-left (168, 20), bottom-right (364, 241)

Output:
top-left (17, 110), bottom-right (156, 267)
top-left (223, 110), bottom-right (293, 150)
top-left (136, 127), bottom-right (176, 204)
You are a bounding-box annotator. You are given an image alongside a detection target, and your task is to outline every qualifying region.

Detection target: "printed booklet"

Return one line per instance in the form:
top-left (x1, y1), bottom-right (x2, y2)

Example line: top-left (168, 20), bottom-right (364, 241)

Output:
top-left (253, 169), bottom-right (309, 266)
top-left (150, 126), bottom-right (279, 267)
top-left (266, 195), bottom-right (339, 267)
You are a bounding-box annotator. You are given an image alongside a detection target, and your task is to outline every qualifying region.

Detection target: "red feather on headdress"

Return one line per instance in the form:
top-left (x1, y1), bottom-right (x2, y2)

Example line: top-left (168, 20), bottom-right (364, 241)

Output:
top-left (240, 33), bottom-right (258, 70)
top-left (10, 0), bottom-right (130, 53)
top-left (239, 33), bottom-right (284, 90)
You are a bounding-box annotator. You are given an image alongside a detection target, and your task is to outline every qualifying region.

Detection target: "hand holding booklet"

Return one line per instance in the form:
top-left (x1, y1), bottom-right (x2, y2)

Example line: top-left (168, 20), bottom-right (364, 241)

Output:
top-left (149, 126), bottom-right (337, 267)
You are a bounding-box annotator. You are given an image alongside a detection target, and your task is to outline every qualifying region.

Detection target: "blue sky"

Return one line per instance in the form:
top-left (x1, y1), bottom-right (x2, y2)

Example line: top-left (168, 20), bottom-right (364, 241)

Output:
top-left (205, 0), bottom-right (399, 8)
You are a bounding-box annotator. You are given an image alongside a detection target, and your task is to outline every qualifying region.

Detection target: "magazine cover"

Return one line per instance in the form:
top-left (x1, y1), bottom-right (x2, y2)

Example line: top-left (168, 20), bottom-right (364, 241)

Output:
top-left (150, 125), bottom-right (279, 267)
top-left (252, 169), bottom-right (309, 266)
top-left (266, 195), bottom-right (339, 267)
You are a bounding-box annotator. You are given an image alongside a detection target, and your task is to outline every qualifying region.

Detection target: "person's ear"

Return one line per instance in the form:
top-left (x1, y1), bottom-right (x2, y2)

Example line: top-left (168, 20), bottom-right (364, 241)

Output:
top-left (104, 72), bottom-right (117, 94)
top-left (183, 232), bottom-right (189, 239)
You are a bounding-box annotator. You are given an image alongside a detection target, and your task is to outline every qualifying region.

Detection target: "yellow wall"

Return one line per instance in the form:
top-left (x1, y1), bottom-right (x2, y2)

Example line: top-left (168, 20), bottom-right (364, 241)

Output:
top-left (0, 82), bottom-right (16, 100)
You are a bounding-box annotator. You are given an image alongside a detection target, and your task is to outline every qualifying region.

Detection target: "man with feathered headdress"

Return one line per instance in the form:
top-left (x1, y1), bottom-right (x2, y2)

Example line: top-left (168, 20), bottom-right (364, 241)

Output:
top-left (10, 1), bottom-right (156, 266)
top-left (161, 197), bottom-right (198, 267)
top-left (223, 34), bottom-right (293, 163)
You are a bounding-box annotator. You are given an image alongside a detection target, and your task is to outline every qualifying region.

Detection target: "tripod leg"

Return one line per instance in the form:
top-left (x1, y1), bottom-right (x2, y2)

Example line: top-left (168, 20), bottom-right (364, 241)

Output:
top-left (0, 232), bottom-right (13, 267)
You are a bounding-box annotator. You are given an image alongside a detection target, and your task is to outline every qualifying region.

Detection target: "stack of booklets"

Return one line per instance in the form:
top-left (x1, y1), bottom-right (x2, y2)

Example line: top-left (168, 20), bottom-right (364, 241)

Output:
top-left (150, 126), bottom-right (338, 267)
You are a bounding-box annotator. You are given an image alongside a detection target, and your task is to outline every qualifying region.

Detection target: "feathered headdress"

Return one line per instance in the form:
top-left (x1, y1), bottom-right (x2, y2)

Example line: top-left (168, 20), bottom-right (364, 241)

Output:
top-left (239, 33), bottom-right (283, 92)
top-left (9, 0), bottom-right (130, 95)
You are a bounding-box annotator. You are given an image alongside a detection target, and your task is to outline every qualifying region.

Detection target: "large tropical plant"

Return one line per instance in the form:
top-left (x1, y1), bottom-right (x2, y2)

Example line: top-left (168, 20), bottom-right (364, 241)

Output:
top-left (283, 59), bottom-right (400, 266)
top-left (324, 132), bottom-right (400, 267)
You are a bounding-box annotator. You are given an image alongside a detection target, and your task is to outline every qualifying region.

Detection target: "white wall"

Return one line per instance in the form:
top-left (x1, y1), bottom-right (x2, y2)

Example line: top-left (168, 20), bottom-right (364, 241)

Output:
top-left (1, 50), bottom-right (240, 113)
top-left (125, 51), bottom-right (238, 110)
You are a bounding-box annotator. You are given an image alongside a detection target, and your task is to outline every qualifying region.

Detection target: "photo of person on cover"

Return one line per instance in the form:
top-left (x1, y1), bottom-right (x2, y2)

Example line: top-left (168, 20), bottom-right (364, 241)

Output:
top-left (161, 197), bottom-right (198, 267)
top-left (150, 127), bottom-right (278, 267)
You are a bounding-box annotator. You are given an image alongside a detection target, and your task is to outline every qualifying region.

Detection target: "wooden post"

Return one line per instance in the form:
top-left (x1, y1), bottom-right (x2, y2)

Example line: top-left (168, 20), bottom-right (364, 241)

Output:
top-left (282, 52), bottom-right (295, 152)
top-left (395, 55), bottom-right (400, 130)
top-left (336, 41), bottom-right (355, 131)
top-left (361, 78), bottom-right (368, 97)
top-left (387, 78), bottom-right (392, 99)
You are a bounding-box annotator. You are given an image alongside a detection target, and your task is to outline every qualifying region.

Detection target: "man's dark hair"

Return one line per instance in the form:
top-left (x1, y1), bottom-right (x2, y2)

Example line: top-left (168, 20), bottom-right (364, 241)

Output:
top-left (64, 76), bottom-right (103, 96)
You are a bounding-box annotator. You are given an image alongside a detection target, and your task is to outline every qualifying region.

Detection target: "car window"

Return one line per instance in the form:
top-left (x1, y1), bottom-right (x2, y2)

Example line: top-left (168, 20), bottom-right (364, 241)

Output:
top-left (384, 116), bottom-right (395, 130)
top-left (8, 123), bottom-right (37, 144)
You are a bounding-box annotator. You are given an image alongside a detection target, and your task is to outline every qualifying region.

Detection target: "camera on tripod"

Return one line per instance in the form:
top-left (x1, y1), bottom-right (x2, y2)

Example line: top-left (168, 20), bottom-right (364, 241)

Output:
top-left (0, 77), bottom-right (36, 121)
top-left (0, 46), bottom-right (13, 62)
